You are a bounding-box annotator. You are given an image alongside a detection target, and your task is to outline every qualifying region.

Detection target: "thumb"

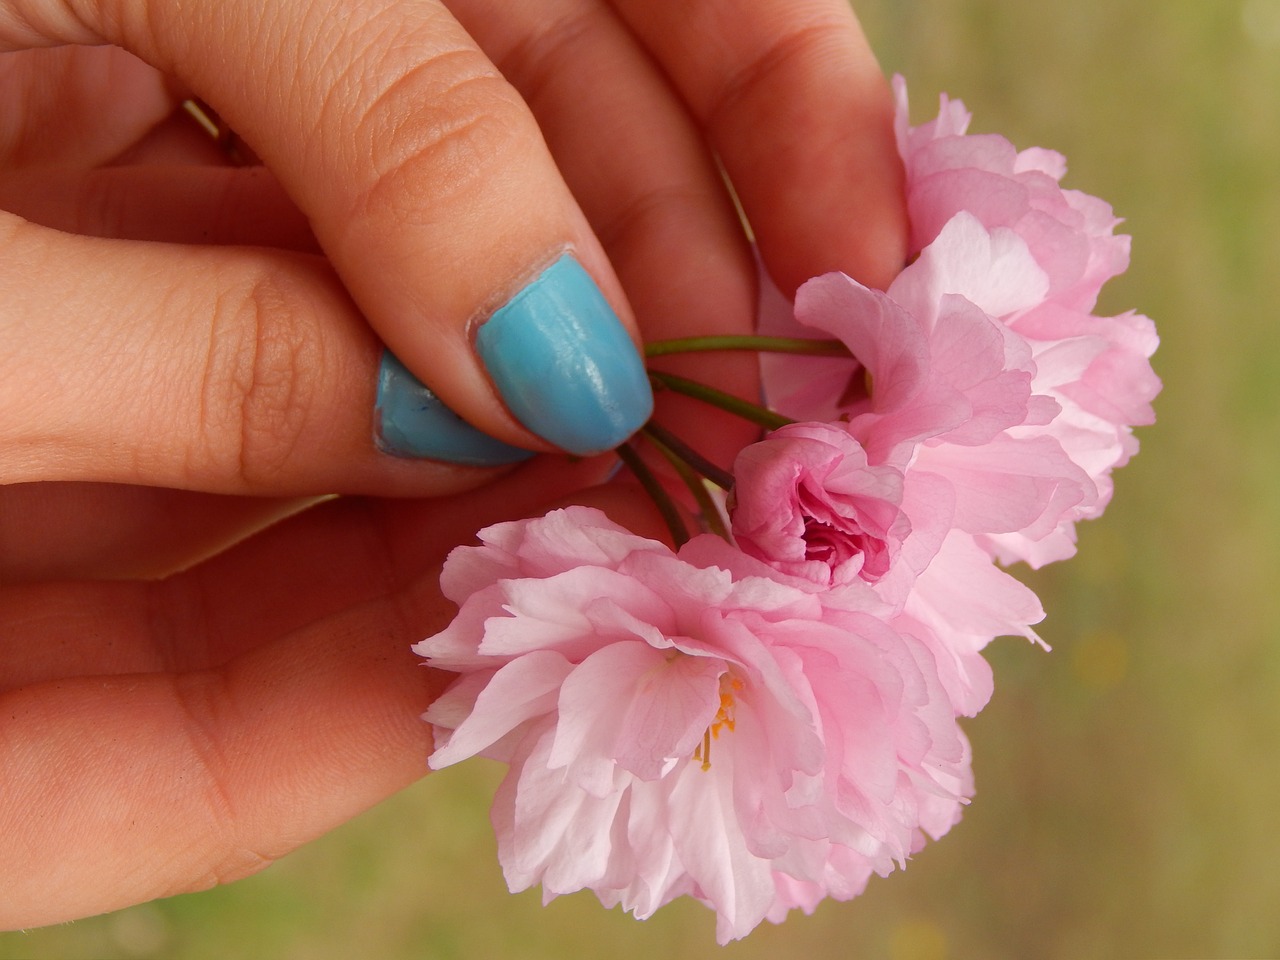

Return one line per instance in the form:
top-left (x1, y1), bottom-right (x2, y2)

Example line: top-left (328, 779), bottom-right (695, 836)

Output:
top-left (14, 0), bottom-right (653, 460)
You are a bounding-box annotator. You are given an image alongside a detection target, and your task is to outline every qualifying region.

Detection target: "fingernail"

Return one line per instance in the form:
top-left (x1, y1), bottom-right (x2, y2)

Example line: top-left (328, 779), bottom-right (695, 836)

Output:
top-left (475, 254), bottom-right (653, 454)
top-left (375, 351), bottom-right (535, 465)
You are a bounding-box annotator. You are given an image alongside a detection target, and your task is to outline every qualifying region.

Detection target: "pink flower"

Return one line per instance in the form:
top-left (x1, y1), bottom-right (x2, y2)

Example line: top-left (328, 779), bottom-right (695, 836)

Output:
top-left (759, 81), bottom-right (1160, 567)
top-left (411, 77), bottom-right (1159, 944)
top-left (894, 76), bottom-right (1129, 313)
top-left (897, 529), bottom-right (1047, 715)
top-left (764, 217), bottom-right (1098, 557)
top-left (729, 422), bottom-right (911, 588)
top-left (893, 77), bottom-right (1161, 563)
top-left (795, 215), bottom-right (1051, 458)
top-left (728, 421), bottom-right (1043, 715)
top-left (416, 506), bottom-right (972, 943)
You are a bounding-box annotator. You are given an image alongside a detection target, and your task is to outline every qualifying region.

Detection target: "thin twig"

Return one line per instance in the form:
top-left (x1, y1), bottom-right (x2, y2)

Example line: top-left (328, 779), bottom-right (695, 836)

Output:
top-left (649, 371), bottom-right (793, 431)
top-left (645, 335), bottom-right (852, 359)
top-left (643, 422), bottom-right (736, 491)
top-left (616, 442), bottom-right (690, 548)
top-left (640, 427), bottom-right (730, 541)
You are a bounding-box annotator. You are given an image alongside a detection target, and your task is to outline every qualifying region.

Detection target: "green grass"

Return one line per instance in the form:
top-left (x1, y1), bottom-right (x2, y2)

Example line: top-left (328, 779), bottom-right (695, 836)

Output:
top-left (7, 2), bottom-right (1280, 957)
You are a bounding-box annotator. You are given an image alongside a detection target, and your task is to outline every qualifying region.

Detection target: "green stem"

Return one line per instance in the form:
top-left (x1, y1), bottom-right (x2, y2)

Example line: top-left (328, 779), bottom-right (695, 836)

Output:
top-left (649, 371), bottom-right (793, 431)
top-left (616, 442), bottom-right (690, 548)
top-left (645, 335), bottom-right (851, 359)
top-left (643, 423), bottom-right (735, 491)
top-left (640, 427), bottom-right (730, 541)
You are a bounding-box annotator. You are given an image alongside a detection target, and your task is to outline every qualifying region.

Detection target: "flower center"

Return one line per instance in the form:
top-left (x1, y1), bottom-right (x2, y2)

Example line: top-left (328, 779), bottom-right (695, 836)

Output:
top-left (693, 674), bottom-right (744, 771)
top-left (801, 515), bottom-right (891, 582)
top-left (838, 365), bottom-right (873, 409)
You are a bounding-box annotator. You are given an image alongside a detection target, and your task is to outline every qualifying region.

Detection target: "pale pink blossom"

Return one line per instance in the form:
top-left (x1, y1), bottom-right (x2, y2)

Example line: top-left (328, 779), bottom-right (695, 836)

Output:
top-left (894, 75), bottom-right (1129, 312)
top-left (416, 506), bottom-right (972, 943)
top-left (759, 80), bottom-right (1160, 566)
top-left (982, 300), bottom-right (1159, 565)
top-left (729, 422), bottom-right (911, 588)
top-left (763, 216), bottom-right (1098, 560)
top-left (413, 78), bottom-right (1159, 944)
top-left (894, 77), bottom-right (1161, 563)
top-left (896, 529), bottom-right (1047, 715)
top-left (795, 216), bottom-right (1051, 458)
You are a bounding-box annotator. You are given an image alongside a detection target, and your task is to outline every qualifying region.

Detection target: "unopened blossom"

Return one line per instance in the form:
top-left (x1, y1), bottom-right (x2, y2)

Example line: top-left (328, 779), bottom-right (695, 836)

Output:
top-left (416, 507), bottom-right (972, 943)
top-left (730, 421), bottom-right (911, 588)
top-left (727, 419), bottom-right (1038, 715)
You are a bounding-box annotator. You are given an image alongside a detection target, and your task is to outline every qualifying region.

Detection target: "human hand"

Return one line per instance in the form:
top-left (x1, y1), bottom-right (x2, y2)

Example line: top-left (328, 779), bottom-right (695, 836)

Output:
top-left (0, 0), bottom-right (906, 927)
top-left (1, 0), bottom-right (903, 499)
top-left (0, 460), bottom-right (657, 929)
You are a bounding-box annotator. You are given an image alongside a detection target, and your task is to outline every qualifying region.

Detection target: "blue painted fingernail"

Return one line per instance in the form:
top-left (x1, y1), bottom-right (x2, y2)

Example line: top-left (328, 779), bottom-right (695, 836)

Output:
top-left (475, 254), bottom-right (653, 455)
top-left (375, 351), bottom-right (535, 465)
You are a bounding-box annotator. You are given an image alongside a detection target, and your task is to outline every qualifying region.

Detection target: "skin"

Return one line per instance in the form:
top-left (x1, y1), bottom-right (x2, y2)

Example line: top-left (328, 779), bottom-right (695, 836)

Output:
top-left (0, 0), bottom-right (905, 929)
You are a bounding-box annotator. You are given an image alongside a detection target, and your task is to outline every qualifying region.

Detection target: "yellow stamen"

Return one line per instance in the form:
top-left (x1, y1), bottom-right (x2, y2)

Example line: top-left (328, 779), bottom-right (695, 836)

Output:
top-left (695, 675), bottom-right (743, 771)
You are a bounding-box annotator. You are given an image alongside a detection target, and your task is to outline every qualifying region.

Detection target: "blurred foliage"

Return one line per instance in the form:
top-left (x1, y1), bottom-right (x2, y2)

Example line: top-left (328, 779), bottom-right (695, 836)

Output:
top-left (6, 1), bottom-right (1280, 958)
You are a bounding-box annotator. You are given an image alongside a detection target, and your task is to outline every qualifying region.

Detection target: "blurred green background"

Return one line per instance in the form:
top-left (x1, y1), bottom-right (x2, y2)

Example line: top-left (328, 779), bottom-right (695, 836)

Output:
top-left (6, 1), bottom-right (1279, 958)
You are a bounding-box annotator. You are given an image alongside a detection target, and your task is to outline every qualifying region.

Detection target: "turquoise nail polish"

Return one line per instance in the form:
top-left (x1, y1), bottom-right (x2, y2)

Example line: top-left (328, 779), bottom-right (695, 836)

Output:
top-left (375, 351), bottom-right (534, 465)
top-left (475, 254), bottom-right (653, 455)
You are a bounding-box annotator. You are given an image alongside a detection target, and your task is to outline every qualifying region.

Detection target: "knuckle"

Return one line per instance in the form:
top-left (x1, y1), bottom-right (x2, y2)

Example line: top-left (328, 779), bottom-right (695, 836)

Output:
top-left (200, 267), bottom-right (321, 488)
top-left (167, 672), bottom-right (241, 847)
top-left (347, 53), bottom-right (534, 223)
top-left (595, 183), bottom-right (710, 258)
top-left (493, 7), bottom-right (596, 111)
top-left (165, 672), bottom-right (281, 890)
top-left (705, 19), bottom-right (852, 129)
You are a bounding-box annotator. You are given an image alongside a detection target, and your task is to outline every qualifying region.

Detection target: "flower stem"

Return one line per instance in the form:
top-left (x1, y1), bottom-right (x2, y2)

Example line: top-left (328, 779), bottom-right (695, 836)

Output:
top-left (643, 423), bottom-right (735, 491)
top-left (616, 442), bottom-right (690, 548)
top-left (645, 335), bottom-right (851, 359)
top-left (641, 426), bottom-right (731, 541)
top-left (649, 371), bottom-right (793, 431)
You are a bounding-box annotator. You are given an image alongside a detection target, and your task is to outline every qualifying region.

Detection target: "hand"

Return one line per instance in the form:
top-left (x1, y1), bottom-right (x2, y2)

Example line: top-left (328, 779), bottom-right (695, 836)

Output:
top-left (0, 459), bottom-right (651, 929)
top-left (0, 0), bottom-right (906, 928)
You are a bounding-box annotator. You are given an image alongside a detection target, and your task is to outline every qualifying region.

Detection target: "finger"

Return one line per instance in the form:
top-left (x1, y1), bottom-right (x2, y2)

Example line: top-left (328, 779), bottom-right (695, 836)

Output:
top-left (609, 0), bottom-right (908, 293)
top-left (450, 0), bottom-right (760, 468)
top-left (0, 453), bottom-right (615, 691)
top-left (0, 212), bottom-right (537, 493)
top-left (0, 45), bottom-right (171, 169)
top-left (0, 468), bottom-right (643, 926)
top-left (0, 587), bottom-right (449, 929)
top-left (170, 452), bottom-right (617, 666)
top-left (7, 0), bottom-right (656, 456)
top-left (0, 165), bottom-right (319, 250)
top-left (0, 486), bottom-right (660, 927)
top-left (0, 482), bottom-right (315, 581)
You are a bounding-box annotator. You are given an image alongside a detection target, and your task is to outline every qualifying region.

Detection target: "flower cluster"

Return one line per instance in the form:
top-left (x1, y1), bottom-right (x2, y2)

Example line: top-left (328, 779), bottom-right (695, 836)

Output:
top-left (412, 79), bottom-right (1160, 942)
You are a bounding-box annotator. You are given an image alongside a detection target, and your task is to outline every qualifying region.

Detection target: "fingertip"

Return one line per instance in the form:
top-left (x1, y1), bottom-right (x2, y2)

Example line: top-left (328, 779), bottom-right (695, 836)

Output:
top-left (473, 253), bottom-right (654, 455)
top-left (374, 350), bottom-right (537, 465)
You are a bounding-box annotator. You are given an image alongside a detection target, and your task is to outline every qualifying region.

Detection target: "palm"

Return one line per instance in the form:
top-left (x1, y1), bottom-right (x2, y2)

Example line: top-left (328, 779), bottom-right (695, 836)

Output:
top-left (0, 454), bottom-right (631, 929)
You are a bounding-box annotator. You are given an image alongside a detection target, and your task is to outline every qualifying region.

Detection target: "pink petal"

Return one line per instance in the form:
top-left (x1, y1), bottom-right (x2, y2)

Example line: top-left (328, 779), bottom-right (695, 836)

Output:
top-left (550, 642), bottom-right (724, 787)
top-left (429, 651), bottom-right (572, 768)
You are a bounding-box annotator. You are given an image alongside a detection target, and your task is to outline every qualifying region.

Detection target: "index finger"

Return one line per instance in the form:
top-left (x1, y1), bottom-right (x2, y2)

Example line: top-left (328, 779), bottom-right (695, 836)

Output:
top-left (5, 0), bottom-right (654, 458)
